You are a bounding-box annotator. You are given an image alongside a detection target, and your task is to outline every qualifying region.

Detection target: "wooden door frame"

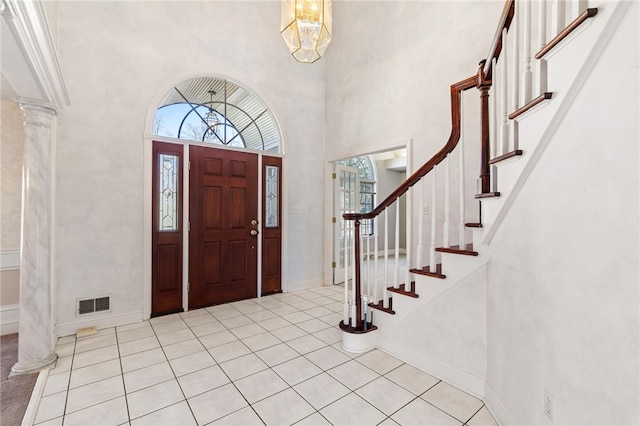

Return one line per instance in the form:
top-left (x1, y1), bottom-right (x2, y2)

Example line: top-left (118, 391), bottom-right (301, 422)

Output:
top-left (144, 138), bottom-right (284, 318)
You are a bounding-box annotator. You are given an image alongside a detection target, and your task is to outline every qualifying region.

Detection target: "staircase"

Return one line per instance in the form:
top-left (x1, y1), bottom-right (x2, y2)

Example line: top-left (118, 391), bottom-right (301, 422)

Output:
top-left (339, 0), bottom-right (630, 399)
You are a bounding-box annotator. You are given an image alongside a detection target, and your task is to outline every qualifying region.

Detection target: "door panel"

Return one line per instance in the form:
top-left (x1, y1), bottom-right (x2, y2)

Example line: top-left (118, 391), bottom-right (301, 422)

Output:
top-left (152, 141), bottom-right (184, 316)
top-left (189, 146), bottom-right (258, 308)
top-left (333, 164), bottom-right (360, 284)
top-left (261, 156), bottom-right (283, 295)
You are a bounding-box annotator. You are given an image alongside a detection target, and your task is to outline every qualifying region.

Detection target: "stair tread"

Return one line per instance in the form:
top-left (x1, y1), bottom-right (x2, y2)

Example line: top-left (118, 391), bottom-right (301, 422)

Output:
top-left (490, 150), bottom-right (523, 164)
top-left (368, 299), bottom-right (395, 315)
top-left (409, 263), bottom-right (446, 279)
top-left (388, 283), bottom-right (419, 298)
top-left (465, 222), bottom-right (483, 228)
top-left (436, 244), bottom-right (479, 256)
top-left (475, 191), bottom-right (501, 199)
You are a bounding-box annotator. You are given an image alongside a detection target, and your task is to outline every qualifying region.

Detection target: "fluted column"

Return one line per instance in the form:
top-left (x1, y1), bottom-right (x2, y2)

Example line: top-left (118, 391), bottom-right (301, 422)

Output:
top-left (10, 100), bottom-right (57, 376)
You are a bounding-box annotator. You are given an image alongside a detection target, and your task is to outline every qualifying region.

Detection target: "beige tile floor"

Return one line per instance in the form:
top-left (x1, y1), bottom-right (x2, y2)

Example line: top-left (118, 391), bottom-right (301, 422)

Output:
top-left (33, 286), bottom-right (497, 425)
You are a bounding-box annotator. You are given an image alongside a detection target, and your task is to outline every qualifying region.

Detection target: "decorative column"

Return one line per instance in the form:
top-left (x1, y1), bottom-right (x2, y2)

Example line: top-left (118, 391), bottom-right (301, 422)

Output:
top-left (10, 100), bottom-right (57, 376)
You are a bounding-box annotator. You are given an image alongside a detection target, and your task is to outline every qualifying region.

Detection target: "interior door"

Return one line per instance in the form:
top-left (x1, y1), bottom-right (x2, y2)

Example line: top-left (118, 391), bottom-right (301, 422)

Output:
top-left (189, 146), bottom-right (259, 308)
top-left (152, 141), bottom-right (184, 316)
top-left (333, 164), bottom-right (360, 284)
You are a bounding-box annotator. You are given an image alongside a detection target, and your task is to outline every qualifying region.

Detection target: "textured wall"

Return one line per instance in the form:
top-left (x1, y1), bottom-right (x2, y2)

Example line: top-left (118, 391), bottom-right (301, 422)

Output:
top-left (1, 100), bottom-right (23, 250)
top-left (486, 2), bottom-right (639, 423)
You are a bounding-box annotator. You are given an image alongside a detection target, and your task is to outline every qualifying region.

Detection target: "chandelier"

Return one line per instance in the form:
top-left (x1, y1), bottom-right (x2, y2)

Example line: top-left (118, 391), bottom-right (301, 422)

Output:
top-left (281, 0), bottom-right (332, 63)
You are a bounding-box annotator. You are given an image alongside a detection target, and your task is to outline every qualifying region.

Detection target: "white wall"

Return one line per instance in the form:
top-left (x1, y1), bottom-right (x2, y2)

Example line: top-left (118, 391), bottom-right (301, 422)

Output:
top-left (53, 1), bottom-right (326, 332)
top-left (485, 2), bottom-right (639, 424)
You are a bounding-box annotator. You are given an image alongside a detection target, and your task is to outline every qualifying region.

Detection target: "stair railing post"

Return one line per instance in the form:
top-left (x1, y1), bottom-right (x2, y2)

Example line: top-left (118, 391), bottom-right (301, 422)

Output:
top-left (500, 28), bottom-right (510, 155)
top-left (394, 200), bottom-right (400, 289)
top-left (343, 215), bottom-right (350, 326)
top-left (444, 153), bottom-right (451, 248)
top-left (383, 208), bottom-right (389, 308)
top-left (522, 0), bottom-right (533, 104)
top-left (477, 60), bottom-right (492, 194)
top-left (536, 0), bottom-right (549, 94)
top-left (353, 219), bottom-right (363, 329)
top-left (459, 94), bottom-right (467, 246)
top-left (416, 179), bottom-right (425, 269)
top-left (429, 166), bottom-right (437, 272)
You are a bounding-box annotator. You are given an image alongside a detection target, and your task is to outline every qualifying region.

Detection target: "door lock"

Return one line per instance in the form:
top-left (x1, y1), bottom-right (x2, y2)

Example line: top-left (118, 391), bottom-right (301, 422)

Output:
top-left (250, 219), bottom-right (258, 226)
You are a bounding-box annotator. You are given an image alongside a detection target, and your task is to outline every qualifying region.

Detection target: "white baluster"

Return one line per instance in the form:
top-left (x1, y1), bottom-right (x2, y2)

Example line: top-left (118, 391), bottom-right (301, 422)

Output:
top-left (394, 200), bottom-right (400, 289)
top-left (383, 208), bottom-right (389, 308)
top-left (459, 96), bottom-right (467, 246)
top-left (522, 0), bottom-right (533, 104)
top-left (429, 166), bottom-right (437, 272)
top-left (373, 216), bottom-right (379, 304)
top-left (511, 3), bottom-right (520, 112)
top-left (416, 179), bottom-right (425, 270)
top-left (443, 153), bottom-right (451, 248)
top-left (570, 0), bottom-right (587, 20)
top-left (536, 0), bottom-right (549, 94)
top-left (552, 0), bottom-right (566, 36)
top-left (365, 220), bottom-right (371, 299)
top-left (501, 28), bottom-right (510, 155)
top-left (405, 187), bottom-right (412, 292)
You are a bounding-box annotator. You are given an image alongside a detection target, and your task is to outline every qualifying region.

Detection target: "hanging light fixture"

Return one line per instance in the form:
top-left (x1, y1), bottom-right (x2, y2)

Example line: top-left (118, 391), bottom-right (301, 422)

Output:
top-left (205, 90), bottom-right (218, 137)
top-left (281, 0), bottom-right (332, 63)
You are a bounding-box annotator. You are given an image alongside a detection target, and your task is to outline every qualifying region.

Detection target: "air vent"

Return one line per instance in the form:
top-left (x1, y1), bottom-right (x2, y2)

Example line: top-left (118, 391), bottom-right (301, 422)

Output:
top-left (77, 296), bottom-right (111, 315)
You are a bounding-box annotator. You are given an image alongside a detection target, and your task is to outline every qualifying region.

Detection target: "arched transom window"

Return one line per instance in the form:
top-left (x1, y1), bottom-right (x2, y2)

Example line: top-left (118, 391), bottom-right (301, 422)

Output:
top-left (153, 77), bottom-right (281, 153)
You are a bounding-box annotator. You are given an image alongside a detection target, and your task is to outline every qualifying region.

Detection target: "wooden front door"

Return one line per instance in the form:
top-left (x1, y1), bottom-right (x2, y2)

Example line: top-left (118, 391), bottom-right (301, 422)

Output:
top-left (189, 146), bottom-right (259, 308)
top-left (152, 142), bottom-right (184, 316)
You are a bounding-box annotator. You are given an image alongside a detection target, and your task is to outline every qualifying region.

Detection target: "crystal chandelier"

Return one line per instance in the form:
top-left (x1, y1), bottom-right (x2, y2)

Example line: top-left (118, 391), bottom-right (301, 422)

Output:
top-left (281, 0), bottom-right (332, 63)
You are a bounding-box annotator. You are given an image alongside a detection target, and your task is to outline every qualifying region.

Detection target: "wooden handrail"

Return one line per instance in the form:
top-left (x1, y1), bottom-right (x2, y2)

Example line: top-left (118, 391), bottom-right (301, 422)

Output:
top-left (344, 74), bottom-right (477, 222)
top-left (482, 0), bottom-right (515, 79)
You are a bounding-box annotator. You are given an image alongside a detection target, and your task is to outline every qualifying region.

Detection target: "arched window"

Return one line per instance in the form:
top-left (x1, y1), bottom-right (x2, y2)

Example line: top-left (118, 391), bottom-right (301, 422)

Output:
top-left (153, 77), bottom-right (281, 153)
top-left (337, 156), bottom-right (377, 235)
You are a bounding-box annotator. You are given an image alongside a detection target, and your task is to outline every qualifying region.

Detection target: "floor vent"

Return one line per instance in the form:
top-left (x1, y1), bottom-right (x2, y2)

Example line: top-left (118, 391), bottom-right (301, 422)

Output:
top-left (77, 296), bottom-right (111, 315)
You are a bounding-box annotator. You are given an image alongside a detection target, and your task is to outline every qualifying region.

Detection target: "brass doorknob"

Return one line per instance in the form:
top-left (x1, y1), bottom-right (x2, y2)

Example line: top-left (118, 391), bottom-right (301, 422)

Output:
top-left (250, 229), bottom-right (259, 236)
top-left (251, 219), bottom-right (258, 226)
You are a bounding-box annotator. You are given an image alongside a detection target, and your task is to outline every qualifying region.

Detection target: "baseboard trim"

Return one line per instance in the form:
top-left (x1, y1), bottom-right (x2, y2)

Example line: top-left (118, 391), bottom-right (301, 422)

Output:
top-left (1, 249), bottom-right (20, 271)
top-left (484, 383), bottom-right (519, 425)
top-left (0, 304), bottom-right (19, 335)
top-left (22, 368), bottom-right (49, 426)
top-left (56, 310), bottom-right (144, 337)
top-left (283, 278), bottom-right (324, 293)
top-left (378, 336), bottom-right (486, 398)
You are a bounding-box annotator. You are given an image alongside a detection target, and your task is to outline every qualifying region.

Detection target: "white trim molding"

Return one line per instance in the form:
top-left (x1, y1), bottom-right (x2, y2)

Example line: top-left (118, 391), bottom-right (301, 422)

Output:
top-left (0, 304), bottom-right (19, 335)
top-left (1, 0), bottom-right (69, 108)
top-left (56, 310), bottom-right (144, 338)
top-left (0, 249), bottom-right (20, 270)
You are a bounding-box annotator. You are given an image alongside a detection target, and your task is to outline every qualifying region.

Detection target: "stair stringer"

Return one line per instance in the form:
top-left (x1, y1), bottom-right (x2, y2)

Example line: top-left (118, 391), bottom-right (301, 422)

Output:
top-left (377, 261), bottom-right (489, 397)
top-left (474, 0), bottom-right (630, 246)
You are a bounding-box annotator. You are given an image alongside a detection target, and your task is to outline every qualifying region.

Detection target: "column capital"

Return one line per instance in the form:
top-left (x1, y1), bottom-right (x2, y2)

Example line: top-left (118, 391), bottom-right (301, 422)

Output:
top-left (17, 98), bottom-right (57, 129)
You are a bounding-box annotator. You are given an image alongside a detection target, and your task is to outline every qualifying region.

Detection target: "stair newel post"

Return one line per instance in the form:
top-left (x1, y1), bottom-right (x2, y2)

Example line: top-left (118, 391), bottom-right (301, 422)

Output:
top-left (536, 0), bottom-right (549, 94)
top-left (429, 165), bottom-right (437, 272)
top-left (343, 215), bottom-right (350, 326)
top-left (374, 216), bottom-right (379, 304)
top-left (394, 200), bottom-right (400, 289)
top-left (522, 0), bottom-right (533, 104)
top-left (459, 94), bottom-right (467, 246)
top-left (353, 218), bottom-right (363, 329)
top-left (383, 208), bottom-right (389, 309)
top-left (477, 60), bottom-right (492, 195)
